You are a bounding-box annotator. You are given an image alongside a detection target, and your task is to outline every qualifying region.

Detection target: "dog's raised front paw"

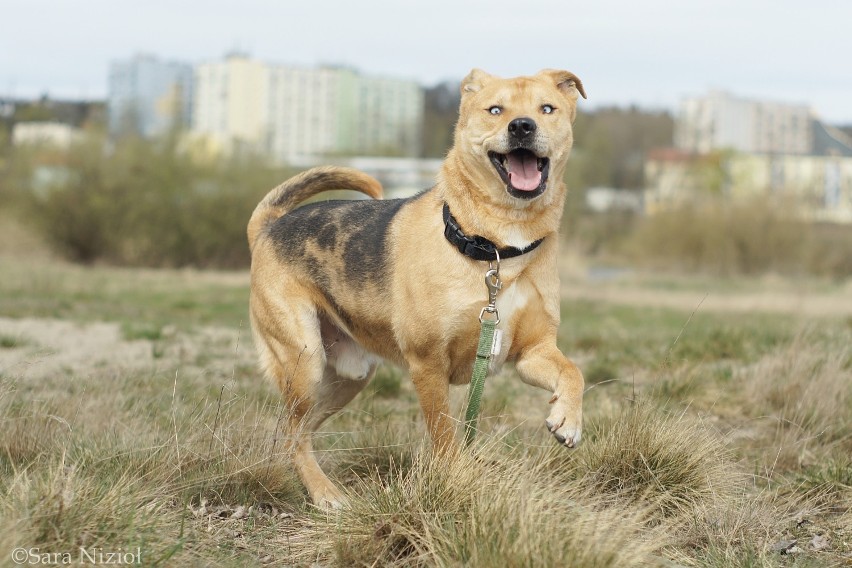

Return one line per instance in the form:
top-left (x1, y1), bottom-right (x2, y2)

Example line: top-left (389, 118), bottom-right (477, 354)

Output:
top-left (545, 402), bottom-right (582, 448)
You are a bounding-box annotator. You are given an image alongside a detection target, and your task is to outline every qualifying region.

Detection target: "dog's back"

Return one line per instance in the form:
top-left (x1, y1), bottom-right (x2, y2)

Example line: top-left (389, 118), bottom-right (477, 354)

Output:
top-left (247, 166), bottom-right (383, 252)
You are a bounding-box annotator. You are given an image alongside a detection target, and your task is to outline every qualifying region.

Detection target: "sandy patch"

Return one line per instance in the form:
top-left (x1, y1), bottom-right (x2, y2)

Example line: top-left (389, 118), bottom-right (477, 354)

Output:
top-left (0, 317), bottom-right (254, 382)
top-left (0, 318), bottom-right (153, 381)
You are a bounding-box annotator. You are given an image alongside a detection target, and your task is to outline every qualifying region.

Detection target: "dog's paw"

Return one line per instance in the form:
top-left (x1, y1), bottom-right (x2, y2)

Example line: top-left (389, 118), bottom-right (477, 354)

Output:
top-left (315, 496), bottom-right (346, 510)
top-left (545, 401), bottom-right (582, 448)
top-left (311, 487), bottom-right (346, 511)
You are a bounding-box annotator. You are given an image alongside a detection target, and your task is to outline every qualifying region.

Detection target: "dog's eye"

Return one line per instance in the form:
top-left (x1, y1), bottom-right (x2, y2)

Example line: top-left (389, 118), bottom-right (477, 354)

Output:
top-left (542, 104), bottom-right (555, 114)
top-left (488, 106), bottom-right (502, 115)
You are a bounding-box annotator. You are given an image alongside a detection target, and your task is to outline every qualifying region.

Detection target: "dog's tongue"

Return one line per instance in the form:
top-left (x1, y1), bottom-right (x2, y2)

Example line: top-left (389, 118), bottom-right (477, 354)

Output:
top-left (507, 152), bottom-right (541, 191)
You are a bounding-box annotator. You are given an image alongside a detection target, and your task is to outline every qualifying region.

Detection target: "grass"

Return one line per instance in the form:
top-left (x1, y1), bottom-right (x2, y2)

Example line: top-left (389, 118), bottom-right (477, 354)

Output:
top-left (559, 299), bottom-right (794, 371)
top-left (0, 255), bottom-right (249, 330)
top-left (297, 444), bottom-right (664, 567)
top-left (1, 255), bottom-right (850, 566)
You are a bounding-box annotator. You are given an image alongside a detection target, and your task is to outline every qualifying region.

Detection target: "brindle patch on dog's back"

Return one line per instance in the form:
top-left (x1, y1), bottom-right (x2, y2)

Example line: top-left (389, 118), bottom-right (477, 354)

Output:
top-left (269, 198), bottom-right (407, 284)
top-left (266, 198), bottom-right (409, 348)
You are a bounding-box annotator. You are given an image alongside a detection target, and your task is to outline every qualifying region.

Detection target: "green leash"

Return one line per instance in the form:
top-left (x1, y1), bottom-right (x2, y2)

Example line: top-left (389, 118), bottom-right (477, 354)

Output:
top-left (463, 266), bottom-right (502, 446)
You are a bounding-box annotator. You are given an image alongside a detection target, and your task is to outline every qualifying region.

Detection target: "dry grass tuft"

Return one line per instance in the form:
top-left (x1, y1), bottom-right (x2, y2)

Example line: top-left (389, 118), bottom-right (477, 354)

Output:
top-left (566, 401), bottom-right (736, 516)
top-left (296, 442), bottom-right (666, 567)
top-left (329, 421), bottom-right (418, 483)
top-left (672, 489), bottom-right (816, 567)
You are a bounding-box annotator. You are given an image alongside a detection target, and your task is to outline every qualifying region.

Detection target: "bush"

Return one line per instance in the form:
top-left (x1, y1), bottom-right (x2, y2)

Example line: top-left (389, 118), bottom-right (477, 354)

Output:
top-left (17, 134), bottom-right (295, 268)
top-left (625, 198), bottom-right (807, 276)
top-left (807, 222), bottom-right (852, 277)
top-left (620, 198), bottom-right (852, 278)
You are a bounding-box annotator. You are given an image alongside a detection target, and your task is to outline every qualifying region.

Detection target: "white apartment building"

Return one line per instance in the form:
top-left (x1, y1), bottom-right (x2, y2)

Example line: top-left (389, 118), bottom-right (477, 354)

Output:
top-left (192, 54), bottom-right (270, 154)
top-left (267, 66), bottom-right (341, 161)
top-left (191, 56), bottom-right (423, 162)
top-left (351, 74), bottom-right (423, 158)
top-left (268, 65), bottom-right (423, 162)
top-left (676, 91), bottom-right (813, 155)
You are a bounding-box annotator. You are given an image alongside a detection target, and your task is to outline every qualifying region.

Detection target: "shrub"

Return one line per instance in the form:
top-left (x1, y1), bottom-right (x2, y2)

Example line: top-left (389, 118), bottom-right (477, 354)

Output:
top-left (367, 365), bottom-right (404, 398)
top-left (624, 198), bottom-right (812, 276)
top-left (19, 134), bottom-right (295, 268)
top-left (599, 196), bottom-right (850, 278)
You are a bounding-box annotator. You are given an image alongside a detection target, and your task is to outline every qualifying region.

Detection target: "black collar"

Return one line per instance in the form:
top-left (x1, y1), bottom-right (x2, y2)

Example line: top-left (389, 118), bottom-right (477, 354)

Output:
top-left (442, 203), bottom-right (544, 262)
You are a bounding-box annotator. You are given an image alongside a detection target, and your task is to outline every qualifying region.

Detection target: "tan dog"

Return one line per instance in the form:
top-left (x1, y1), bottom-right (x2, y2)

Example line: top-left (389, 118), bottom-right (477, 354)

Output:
top-left (247, 68), bottom-right (587, 507)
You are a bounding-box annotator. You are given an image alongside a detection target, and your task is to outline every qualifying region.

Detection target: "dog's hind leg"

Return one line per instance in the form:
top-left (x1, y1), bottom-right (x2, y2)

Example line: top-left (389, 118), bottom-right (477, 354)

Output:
top-left (252, 297), bottom-right (372, 508)
top-left (290, 366), bottom-right (372, 508)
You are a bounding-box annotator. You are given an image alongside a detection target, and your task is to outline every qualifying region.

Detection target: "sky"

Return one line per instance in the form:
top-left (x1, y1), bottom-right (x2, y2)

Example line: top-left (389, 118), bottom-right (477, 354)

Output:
top-left (2, 0), bottom-right (851, 124)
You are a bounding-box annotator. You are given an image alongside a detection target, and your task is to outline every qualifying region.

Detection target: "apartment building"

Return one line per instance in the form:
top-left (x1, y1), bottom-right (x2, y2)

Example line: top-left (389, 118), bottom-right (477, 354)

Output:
top-left (266, 65), bottom-right (342, 161)
top-left (676, 91), bottom-right (813, 155)
top-left (12, 121), bottom-right (83, 148)
top-left (192, 54), bottom-right (270, 155)
top-left (107, 54), bottom-right (193, 137)
top-left (191, 56), bottom-right (423, 162)
top-left (109, 53), bottom-right (424, 161)
top-left (349, 73), bottom-right (423, 158)
top-left (644, 148), bottom-right (852, 223)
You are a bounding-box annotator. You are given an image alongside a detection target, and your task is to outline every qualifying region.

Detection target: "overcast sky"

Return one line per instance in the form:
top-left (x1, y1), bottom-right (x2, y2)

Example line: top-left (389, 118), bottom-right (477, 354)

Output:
top-left (2, 0), bottom-right (850, 123)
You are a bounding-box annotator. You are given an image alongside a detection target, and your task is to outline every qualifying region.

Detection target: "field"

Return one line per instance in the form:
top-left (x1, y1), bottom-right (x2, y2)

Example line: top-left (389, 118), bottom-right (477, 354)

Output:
top-left (1, 249), bottom-right (850, 567)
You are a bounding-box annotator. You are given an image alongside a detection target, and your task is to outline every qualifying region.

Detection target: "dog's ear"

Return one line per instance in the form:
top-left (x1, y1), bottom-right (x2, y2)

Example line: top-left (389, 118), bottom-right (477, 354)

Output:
top-left (540, 69), bottom-right (587, 100)
top-left (461, 68), bottom-right (494, 96)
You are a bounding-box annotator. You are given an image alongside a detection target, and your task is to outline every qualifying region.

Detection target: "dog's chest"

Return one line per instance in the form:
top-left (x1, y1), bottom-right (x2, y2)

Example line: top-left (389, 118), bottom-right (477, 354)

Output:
top-left (489, 280), bottom-right (529, 366)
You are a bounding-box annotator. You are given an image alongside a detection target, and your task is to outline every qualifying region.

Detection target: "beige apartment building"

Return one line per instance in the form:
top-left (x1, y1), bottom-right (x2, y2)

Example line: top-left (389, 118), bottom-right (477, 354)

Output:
top-left (192, 54), bottom-right (270, 155)
top-left (267, 66), bottom-right (341, 161)
top-left (644, 149), bottom-right (852, 223)
top-left (643, 91), bottom-right (852, 223)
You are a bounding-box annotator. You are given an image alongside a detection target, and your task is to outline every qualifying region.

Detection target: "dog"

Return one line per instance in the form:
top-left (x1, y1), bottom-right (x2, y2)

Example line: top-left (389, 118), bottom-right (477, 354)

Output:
top-left (247, 68), bottom-right (587, 507)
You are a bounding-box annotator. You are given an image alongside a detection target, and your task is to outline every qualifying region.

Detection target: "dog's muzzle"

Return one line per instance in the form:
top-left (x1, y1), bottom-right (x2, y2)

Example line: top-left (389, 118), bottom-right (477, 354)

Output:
top-left (489, 116), bottom-right (550, 200)
top-left (488, 148), bottom-right (550, 200)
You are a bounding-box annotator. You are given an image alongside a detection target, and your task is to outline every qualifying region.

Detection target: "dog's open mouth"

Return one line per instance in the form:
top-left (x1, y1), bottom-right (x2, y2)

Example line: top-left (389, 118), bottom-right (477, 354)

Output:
top-left (488, 149), bottom-right (550, 199)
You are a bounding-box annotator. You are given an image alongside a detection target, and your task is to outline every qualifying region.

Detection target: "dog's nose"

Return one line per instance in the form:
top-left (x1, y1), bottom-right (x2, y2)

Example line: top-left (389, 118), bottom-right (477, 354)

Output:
top-left (508, 117), bottom-right (537, 138)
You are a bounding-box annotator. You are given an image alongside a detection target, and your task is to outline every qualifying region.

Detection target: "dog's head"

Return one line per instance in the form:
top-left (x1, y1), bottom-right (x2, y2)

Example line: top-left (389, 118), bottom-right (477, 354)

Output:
top-left (450, 69), bottom-right (586, 205)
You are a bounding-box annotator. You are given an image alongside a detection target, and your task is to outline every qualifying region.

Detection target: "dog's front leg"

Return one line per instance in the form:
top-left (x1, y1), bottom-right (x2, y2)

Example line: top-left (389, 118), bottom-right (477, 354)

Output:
top-left (515, 341), bottom-right (584, 448)
top-left (408, 360), bottom-right (456, 452)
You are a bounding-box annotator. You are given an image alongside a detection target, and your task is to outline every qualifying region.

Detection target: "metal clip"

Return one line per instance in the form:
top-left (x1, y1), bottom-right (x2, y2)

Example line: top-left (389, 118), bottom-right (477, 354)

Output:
top-left (479, 267), bottom-right (502, 323)
top-left (485, 268), bottom-right (501, 306)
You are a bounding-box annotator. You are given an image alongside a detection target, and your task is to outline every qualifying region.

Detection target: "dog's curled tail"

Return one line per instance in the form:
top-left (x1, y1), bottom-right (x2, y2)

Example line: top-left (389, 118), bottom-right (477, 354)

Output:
top-left (247, 166), bottom-right (383, 252)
